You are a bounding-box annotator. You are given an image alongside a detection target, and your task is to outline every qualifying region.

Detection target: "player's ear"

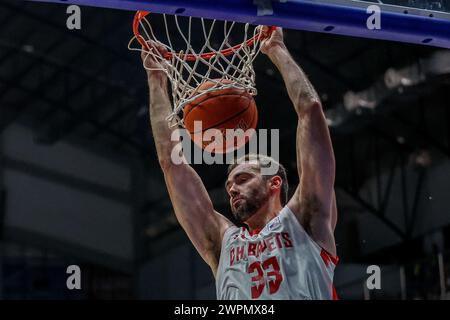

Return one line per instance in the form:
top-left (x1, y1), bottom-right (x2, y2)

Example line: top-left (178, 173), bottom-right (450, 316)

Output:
top-left (269, 176), bottom-right (282, 190)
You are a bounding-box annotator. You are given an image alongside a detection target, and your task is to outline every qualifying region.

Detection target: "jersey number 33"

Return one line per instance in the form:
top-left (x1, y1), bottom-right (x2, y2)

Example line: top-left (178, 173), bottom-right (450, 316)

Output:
top-left (248, 256), bottom-right (283, 299)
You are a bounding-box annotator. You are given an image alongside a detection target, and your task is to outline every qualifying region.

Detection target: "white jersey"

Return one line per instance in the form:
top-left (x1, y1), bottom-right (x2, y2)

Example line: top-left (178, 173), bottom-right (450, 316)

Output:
top-left (216, 205), bottom-right (338, 300)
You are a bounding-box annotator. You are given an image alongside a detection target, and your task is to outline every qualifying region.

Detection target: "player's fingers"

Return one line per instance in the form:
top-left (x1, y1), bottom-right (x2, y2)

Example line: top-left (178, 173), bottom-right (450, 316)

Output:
top-left (144, 40), bottom-right (168, 58)
top-left (141, 45), bottom-right (155, 59)
top-left (274, 26), bottom-right (283, 37)
top-left (259, 25), bottom-right (270, 37)
top-left (141, 48), bottom-right (149, 60)
top-left (155, 41), bottom-right (169, 56)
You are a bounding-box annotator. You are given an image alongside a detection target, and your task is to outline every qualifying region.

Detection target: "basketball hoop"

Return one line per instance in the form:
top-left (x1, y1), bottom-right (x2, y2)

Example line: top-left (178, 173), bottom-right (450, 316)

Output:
top-left (129, 11), bottom-right (275, 128)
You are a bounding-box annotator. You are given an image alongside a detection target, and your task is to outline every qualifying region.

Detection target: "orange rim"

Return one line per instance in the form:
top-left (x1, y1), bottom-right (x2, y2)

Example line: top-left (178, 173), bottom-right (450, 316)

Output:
top-left (133, 11), bottom-right (276, 62)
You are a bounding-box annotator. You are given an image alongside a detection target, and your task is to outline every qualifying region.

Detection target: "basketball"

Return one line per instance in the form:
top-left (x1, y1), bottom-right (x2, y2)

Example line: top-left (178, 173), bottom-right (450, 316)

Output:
top-left (183, 80), bottom-right (258, 153)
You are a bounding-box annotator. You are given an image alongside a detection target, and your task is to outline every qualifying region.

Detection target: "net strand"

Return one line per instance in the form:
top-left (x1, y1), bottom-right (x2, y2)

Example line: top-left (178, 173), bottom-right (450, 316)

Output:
top-left (130, 14), bottom-right (264, 128)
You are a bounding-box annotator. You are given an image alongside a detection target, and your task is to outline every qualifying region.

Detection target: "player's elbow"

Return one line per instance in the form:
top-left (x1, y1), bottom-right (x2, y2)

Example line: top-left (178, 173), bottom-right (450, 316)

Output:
top-left (157, 142), bottom-right (182, 171)
top-left (297, 99), bottom-right (323, 118)
top-left (158, 156), bottom-right (174, 172)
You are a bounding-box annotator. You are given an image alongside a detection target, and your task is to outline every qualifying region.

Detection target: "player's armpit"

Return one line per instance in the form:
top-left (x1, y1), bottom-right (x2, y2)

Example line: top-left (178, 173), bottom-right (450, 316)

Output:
top-left (287, 188), bottom-right (337, 257)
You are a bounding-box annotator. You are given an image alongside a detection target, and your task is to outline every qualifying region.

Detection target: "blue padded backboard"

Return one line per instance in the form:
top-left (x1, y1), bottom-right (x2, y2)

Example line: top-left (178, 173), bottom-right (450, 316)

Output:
top-left (28, 0), bottom-right (450, 49)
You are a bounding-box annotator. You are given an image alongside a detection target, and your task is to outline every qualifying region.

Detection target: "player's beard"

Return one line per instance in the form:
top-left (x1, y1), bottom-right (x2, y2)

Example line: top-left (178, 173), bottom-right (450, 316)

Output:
top-left (231, 185), bottom-right (270, 223)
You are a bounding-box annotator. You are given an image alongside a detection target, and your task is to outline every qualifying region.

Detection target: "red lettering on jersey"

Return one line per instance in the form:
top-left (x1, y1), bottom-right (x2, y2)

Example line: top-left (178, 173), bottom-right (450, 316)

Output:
top-left (248, 243), bottom-right (257, 256)
top-left (265, 236), bottom-right (276, 252)
top-left (257, 241), bottom-right (267, 257)
top-left (230, 247), bottom-right (235, 266)
top-left (274, 233), bottom-right (283, 249)
top-left (236, 245), bottom-right (245, 262)
top-left (282, 232), bottom-right (293, 248)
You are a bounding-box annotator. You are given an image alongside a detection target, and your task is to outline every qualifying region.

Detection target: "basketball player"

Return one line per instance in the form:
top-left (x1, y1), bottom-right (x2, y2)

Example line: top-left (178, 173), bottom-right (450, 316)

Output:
top-left (142, 26), bottom-right (338, 300)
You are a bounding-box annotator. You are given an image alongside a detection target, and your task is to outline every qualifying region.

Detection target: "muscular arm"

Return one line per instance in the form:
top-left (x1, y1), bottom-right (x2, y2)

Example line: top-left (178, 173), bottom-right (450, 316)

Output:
top-left (143, 49), bottom-right (232, 273)
top-left (262, 29), bottom-right (337, 256)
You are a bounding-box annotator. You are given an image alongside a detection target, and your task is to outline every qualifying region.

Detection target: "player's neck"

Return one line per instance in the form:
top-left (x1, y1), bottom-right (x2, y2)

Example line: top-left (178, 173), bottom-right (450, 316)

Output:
top-left (245, 198), bottom-right (283, 231)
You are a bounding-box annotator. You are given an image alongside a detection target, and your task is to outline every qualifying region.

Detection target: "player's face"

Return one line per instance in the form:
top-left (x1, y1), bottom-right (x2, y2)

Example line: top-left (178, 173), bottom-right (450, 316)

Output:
top-left (225, 162), bottom-right (270, 222)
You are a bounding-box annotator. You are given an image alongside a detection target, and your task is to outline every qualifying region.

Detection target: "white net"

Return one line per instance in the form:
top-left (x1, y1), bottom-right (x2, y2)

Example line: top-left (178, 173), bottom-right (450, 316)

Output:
top-left (128, 12), bottom-right (268, 128)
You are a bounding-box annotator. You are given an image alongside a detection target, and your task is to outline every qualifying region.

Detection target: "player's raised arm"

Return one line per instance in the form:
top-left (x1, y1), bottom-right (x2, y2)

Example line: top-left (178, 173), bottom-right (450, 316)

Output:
top-left (260, 28), bottom-right (337, 256)
top-left (141, 43), bottom-right (233, 273)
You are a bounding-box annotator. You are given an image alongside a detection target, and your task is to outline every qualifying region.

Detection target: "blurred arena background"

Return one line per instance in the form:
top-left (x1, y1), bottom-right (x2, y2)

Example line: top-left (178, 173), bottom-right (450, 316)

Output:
top-left (1, 0), bottom-right (450, 299)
